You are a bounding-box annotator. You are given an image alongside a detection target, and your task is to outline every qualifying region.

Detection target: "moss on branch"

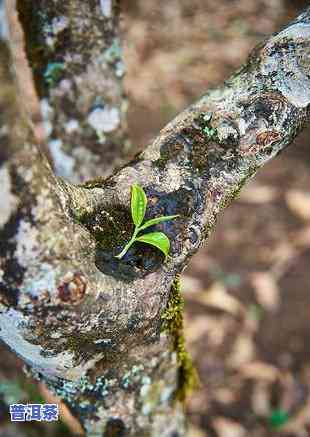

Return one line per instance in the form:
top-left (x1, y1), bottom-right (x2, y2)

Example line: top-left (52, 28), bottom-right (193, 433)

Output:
top-left (161, 275), bottom-right (199, 401)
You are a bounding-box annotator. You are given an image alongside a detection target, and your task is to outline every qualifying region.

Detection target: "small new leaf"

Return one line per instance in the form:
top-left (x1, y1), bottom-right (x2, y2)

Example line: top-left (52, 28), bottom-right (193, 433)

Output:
top-left (138, 215), bottom-right (179, 232)
top-left (115, 184), bottom-right (178, 260)
top-left (136, 232), bottom-right (170, 258)
top-left (131, 184), bottom-right (147, 227)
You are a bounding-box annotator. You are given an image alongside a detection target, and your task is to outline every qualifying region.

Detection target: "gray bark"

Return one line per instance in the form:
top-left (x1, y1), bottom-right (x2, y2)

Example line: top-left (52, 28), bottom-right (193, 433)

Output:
top-left (0, 1), bottom-right (310, 436)
top-left (17, 0), bottom-right (129, 183)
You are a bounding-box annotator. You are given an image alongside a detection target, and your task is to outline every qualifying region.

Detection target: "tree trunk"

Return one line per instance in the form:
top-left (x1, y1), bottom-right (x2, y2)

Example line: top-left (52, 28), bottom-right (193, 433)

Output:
top-left (0, 1), bottom-right (309, 436)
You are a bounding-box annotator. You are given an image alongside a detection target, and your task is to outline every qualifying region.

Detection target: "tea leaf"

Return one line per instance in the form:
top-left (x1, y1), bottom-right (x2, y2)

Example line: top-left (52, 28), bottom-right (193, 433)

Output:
top-left (115, 184), bottom-right (178, 259)
top-left (131, 184), bottom-right (147, 227)
top-left (136, 232), bottom-right (170, 257)
top-left (268, 409), bottom-right (289, 429)
top-left (138, 215), bottom-right (179, 232)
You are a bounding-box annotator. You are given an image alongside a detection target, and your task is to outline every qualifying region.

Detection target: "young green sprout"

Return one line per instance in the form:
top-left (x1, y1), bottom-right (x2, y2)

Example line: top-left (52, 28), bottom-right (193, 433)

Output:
top-left (115, 184), bottom-right (178, 259)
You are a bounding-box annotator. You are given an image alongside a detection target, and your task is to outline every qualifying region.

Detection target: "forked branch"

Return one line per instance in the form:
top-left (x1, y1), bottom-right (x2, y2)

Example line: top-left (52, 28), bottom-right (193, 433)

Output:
top-left (0, 2), bottom-right (309, 436)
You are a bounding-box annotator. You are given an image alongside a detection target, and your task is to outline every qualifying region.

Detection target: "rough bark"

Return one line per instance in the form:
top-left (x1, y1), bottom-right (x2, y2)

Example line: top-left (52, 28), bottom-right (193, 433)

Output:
top-left (17, 0), bottom-right (129, 183)
top-left (0, 1), bottom-right (310, 436)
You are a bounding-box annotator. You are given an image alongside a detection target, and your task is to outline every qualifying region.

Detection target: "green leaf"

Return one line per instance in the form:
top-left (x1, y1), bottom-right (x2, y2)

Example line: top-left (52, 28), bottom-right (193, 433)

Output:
top-left (203, 126), bottom-right (216, 137)
top-left (136, 232), bottom-right (170, 257)
top-left (131, 184), bottom-right (147, 227)
top-left (268, 409), bottom-right (289, 429)
top-left (138, 215), bottom-right (179, 232)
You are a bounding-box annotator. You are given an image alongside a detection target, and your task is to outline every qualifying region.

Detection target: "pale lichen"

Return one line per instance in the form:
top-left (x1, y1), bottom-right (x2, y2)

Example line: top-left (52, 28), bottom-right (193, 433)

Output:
top-left (0, 166), bottom-right (18, 228)
top-left (15, 220), bottom-right (40, 268)
top-left (87, 106), bottom-right (120, 136)
top-left (48, 138), bottom-right (75, 179)
top-left (100, 0), bottom-right (112, 18)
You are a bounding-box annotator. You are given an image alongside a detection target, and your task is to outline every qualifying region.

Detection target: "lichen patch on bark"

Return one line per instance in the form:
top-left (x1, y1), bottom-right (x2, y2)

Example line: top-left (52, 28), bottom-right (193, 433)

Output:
top-left (0, 166), bottom-right (18, 227)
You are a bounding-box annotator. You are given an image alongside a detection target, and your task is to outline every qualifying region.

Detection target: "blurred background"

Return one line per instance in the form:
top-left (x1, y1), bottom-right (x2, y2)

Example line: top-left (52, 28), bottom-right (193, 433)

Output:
top-left (1, 0), bottom-right (310, 436)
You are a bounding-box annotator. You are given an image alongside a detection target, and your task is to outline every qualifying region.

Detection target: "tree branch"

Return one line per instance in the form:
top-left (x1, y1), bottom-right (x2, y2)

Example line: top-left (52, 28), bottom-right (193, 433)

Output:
top-left (0, 2), bottom-right (309, 436)
top-left (17, 0), bottom-right (129, 183)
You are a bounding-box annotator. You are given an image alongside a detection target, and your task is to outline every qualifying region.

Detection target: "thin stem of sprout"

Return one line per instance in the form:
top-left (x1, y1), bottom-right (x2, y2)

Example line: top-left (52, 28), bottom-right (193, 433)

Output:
top-left (115, 227), bottom-right (139, 259)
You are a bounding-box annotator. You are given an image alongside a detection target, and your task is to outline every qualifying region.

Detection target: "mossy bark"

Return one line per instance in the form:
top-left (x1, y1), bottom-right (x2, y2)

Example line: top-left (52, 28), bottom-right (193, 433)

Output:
top-left (161, 275), bottom-right (199, 402)
top-left (0, 1), bottom-right (310, 436)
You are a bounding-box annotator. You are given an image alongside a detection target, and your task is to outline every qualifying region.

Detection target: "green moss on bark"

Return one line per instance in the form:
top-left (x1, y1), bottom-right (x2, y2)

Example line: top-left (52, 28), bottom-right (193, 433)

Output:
top-left (161, 275), bottom-right (199, 401)
top-left (76, 204), bottom-right (134, 252)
